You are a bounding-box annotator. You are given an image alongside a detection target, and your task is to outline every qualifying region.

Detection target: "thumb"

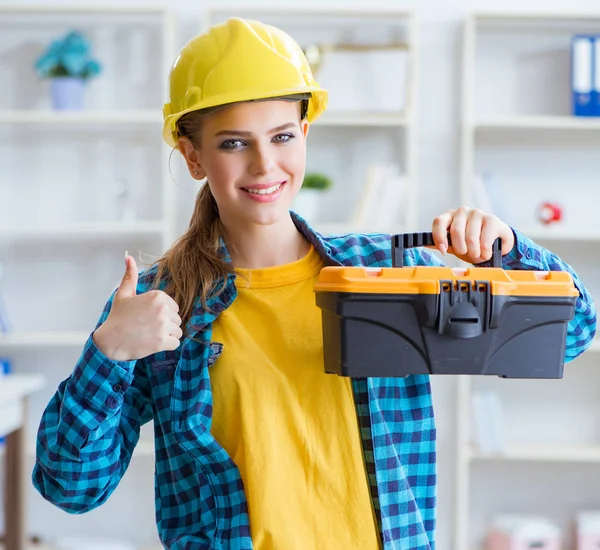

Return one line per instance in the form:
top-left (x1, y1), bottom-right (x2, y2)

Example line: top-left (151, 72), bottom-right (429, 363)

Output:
top-left (115, 253), bottom-right (139, 300)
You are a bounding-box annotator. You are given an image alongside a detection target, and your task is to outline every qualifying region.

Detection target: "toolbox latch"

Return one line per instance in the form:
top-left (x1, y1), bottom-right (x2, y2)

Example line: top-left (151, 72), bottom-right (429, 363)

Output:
top-left (438, 280), bottom-right (489, 339)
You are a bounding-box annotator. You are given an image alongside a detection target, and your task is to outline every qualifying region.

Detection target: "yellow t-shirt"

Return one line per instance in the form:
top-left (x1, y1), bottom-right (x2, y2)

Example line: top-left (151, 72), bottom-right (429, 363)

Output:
top-left (210, 245), bottom-right (380, 549)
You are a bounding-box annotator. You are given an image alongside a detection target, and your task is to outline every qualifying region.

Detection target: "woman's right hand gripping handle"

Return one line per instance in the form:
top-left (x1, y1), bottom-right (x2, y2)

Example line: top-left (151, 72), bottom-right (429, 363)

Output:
top-left (93, 254), bottom-right (183, 361)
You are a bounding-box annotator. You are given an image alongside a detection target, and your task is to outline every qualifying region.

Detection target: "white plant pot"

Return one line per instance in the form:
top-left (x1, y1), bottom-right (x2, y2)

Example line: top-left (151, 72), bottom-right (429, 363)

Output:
top-left (50, 77), bottom-right (85, 110)
top-left (292, 189), bottom-right (321, 221)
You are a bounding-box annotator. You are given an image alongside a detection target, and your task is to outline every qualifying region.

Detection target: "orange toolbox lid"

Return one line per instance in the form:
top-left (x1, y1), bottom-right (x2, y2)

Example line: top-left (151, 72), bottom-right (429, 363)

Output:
top-left (314, 232), bottom-right (578, 298)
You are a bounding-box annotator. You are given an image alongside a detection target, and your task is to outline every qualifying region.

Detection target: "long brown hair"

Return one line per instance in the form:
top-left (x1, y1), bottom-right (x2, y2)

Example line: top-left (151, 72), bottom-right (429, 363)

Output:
top-left (152, 110), bottom-right (235, 333)
top-left (153, 98), bottom-right (309, 333)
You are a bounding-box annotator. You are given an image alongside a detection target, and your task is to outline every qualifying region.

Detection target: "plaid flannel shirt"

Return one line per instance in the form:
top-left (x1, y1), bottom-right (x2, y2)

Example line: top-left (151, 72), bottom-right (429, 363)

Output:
top-left (33, 213), bottom-right (596, 550)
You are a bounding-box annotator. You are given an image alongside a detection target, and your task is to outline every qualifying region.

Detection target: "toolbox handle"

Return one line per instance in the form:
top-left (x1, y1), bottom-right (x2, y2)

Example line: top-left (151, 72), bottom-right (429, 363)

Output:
top-left (392, 232), bottom-right (502, 268)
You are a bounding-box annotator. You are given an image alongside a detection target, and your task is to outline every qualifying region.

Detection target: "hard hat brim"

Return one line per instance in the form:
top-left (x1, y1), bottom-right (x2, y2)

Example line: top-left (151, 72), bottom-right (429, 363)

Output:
top-left (163, 88), bottom-right (328, 148)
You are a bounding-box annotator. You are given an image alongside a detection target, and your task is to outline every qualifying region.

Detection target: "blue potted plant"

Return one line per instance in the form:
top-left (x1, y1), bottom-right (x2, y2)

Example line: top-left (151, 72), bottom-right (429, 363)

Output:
top-left (35, 30), bottom-right (101, 110)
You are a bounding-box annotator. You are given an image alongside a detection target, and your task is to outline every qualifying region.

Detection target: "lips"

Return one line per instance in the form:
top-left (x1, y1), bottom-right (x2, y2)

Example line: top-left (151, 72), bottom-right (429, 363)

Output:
top-left (241, 180), bottom-right (286, 202)
top-left (244, 183), bottom-right (281, 196)
top-left (241, 181), bottom-right (285, 196)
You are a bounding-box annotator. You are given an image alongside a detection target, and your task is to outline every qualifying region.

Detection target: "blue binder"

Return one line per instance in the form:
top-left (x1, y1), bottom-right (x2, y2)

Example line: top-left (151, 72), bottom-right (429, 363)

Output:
top-left (572, 35), bottom-right (594, 116)
top-left (594, 36), bottom-right (600, 116)
top-left (0, 357), bottom-right (11, 445)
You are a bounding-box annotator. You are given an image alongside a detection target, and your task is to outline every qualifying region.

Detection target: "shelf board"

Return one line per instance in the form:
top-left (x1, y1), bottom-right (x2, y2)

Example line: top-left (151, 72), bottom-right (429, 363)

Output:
top-left (0, 544), bottom-right (163, 550)
top-left (208, 6), bottom-right (413, 18)
top-left (473, 115), bottom-right (600, 131)
top-left (467, 444), bottom-right (600, 463)
top-left (0, 5), bottom-right (169, 14)
top-left (0, 110), bottom-right (162, 125)
top-left (0, 331), bottom-right (89, 348)
top-left (0, 546), bottom-right (162, 550)
top-left (519, 225), bottom-right (600, 242)
top-left (473, 11), bottom-right (600, 23)
top-left (316, 111), bottom-right (409, 127)
top-left (0, 373), bottom-right (45, 401)
top-left (0, 221), bottom-right (166, 240)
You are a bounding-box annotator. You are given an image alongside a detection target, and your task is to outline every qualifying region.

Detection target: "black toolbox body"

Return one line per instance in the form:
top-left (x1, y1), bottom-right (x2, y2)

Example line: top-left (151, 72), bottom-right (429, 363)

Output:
top-left (314, 233), bottom-right (577, 379)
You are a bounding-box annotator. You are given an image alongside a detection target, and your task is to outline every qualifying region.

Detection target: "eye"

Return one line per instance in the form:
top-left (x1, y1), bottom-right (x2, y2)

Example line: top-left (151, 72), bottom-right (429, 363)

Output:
top-left (272, 132), bottom-right (294, 143)
top-left (219, 139), bottom-right (245, 150)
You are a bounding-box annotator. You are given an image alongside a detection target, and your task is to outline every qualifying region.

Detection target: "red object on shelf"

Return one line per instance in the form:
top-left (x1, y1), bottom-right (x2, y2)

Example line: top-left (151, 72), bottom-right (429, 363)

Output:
top-left (537, 202), bottom-right (563, 225)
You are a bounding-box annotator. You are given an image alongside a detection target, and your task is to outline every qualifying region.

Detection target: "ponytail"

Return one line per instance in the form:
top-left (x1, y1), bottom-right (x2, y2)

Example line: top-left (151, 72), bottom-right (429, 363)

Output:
top-left (153, 112), bottom-right (234, 333)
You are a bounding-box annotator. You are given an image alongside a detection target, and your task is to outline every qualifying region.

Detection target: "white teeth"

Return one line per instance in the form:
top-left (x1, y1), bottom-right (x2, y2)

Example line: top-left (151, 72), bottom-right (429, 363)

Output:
top-left (246, 184), bottom-right (281, 195)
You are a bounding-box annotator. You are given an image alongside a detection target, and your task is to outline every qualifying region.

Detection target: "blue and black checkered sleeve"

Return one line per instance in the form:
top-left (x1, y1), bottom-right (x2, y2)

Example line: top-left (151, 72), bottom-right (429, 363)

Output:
top-left (32, 290), bottom-right (153, 514)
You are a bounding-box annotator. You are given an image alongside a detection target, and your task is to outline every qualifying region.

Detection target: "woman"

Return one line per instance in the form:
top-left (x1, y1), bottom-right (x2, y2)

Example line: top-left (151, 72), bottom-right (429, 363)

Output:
top-left (33, 17), bottom-right (596, 550)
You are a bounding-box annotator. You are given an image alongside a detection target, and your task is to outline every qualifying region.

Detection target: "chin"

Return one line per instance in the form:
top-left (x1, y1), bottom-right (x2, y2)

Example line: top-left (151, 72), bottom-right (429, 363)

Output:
top-left (220, 202), bottom-right (294, 231)
top-left (251, 211), bottom-right (290, 227)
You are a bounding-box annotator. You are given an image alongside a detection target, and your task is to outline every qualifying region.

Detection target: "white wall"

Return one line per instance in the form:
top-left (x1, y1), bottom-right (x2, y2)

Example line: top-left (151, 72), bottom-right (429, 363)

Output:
top-left (2, 0), bottom-right (598, 549)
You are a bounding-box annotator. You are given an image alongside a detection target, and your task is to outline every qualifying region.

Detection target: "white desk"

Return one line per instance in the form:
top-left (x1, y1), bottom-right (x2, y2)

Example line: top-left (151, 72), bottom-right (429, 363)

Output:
top-left (0, 374), bottom-right (45, 550)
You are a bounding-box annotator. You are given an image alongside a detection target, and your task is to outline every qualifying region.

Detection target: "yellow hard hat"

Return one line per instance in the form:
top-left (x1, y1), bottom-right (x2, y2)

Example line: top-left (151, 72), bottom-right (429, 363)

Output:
top-left (162, 17), bottom-right (328, 147)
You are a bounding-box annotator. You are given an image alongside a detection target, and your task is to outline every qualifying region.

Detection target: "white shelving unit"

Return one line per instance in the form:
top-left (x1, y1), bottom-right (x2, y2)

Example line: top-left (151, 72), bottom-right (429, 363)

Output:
top-left (0, 5), bottom-right (176, 549)
top-left (188, 7), bottom-right (419, 238)
top-left (457, 11), bottom-right (600, 550)
top-left (460, 11), bottom-right (600, 240)
top-left (0, 6), bottom-right (419, 547)
top-left (0, 4), bottom-right (177, 249)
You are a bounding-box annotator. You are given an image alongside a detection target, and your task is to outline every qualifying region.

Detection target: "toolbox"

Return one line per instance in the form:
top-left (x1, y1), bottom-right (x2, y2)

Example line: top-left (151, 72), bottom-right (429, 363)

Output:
top-left (314, 232), bottom-right (578, 378)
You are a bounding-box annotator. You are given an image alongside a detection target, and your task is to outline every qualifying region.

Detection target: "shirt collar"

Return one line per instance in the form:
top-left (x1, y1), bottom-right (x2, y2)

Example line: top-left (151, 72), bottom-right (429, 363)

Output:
top-left (186, 211), bottom-right (340, 337)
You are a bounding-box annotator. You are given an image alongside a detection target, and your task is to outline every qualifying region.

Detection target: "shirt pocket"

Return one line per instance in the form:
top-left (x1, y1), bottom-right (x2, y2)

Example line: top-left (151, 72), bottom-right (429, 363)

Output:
top-left (147, 343), bottom-right (222, 435)
top-left (147, 351), bottom-right (180, 431)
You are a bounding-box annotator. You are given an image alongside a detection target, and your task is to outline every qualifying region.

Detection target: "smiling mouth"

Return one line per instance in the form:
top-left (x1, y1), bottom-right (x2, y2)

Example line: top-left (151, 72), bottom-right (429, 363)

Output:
top-left (242, 183), bottom-right (283, 196)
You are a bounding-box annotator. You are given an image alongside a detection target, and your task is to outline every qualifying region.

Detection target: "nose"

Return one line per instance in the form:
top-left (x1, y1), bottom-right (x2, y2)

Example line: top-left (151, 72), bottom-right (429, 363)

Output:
top-left (248, 143), bottom-right (275, 176)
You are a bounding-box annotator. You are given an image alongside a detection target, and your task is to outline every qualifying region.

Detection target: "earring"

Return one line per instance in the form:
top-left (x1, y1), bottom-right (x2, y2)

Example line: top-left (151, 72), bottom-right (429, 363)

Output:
top-left (193, 170), bottom-right (199, 176)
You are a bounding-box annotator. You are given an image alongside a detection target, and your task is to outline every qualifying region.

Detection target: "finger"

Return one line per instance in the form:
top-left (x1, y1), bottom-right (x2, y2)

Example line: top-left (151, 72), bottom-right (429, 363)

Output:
top-left (115, 254), bottom-right (139, 300)
top-left (148, 290), bottom-right (180, 313)
top-left (168, 309), bottom-right (182, 327)
top-left (464, 210), bottom-right (483, 262)
top-left (479, 217), bottom-right (499, 262)
top-left (163, 336), bottom-right (182, 352)
top-left (432, 210), bottom-right (455, 254)
top-left (169, 322), bottom-right (184, 339)
top-left (449, 208), bottom-right (469, 256)
top-left (159, 291), bottom-right (180, 313)
top-left (154, 302), bottom-right (182, 329)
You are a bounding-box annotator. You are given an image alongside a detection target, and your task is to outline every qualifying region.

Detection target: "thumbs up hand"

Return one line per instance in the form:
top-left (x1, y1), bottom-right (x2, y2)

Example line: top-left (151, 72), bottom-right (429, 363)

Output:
top-left (93, 254), bottom-right (183, 361)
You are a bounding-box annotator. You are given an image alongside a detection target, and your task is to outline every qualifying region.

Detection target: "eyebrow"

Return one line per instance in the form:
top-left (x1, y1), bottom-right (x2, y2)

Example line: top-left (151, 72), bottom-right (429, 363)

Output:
top-left (214, 122), bottom-right (298, 137)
